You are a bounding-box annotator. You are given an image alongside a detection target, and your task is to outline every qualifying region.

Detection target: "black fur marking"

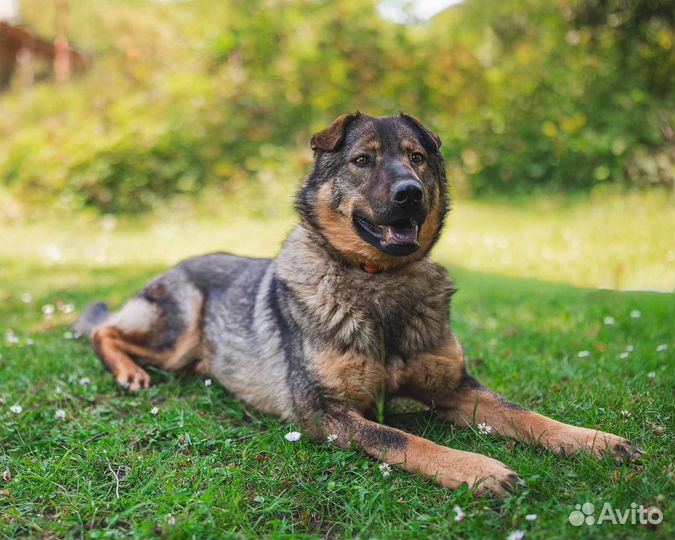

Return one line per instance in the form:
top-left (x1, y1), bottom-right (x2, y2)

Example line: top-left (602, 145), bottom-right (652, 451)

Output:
top-left (329, 405), bottom-right (408, 452)
top-left (357, 421), bottom-right (408, 451)
top-left (496, 395), bottom-right (527, 412)
top-left (267, 273), bottom-right (327, 418)
top-left (459, 372), bottom-right (528, 411)
top-left (373, 116), bottom-right (401, 156)
top-left (138, 284), bottom-right (185, 352)
top-left (458, 372), bottom-right (483, 390)
top-left (399, 113), bottom-right (442, 154)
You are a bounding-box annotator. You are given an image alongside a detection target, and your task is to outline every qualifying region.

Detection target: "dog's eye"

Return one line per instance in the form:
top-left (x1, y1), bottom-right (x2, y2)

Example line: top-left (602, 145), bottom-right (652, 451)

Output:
top-left (353, 155), bottom-right (371, 167)
top-left (410, 152), bottom-right (425, 165)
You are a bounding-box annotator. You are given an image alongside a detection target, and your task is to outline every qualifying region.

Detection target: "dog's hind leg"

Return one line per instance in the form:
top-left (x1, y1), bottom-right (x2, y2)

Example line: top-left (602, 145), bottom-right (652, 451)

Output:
top-left (90, 279), bottom-right (203, 391)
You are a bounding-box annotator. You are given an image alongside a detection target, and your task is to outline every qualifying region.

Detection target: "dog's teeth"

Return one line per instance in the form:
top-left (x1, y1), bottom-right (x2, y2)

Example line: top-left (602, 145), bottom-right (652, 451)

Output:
top-left (382, 226), bottom-right (392, 242)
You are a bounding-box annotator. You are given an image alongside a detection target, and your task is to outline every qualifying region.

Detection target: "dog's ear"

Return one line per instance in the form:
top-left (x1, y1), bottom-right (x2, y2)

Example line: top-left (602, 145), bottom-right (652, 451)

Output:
top-left (310, 112), bottom-right (360, 152)
top-left (399, 112), bottom-right (442, 153)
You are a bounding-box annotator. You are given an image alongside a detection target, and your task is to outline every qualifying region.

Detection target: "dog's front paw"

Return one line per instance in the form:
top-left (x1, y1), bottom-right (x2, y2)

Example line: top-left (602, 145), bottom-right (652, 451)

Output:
top-left (468, 456), bottom-right (527, 497)
top-left (550, 427), bottom-right (643, 463)
top-left (432, 450), bottom-right (526, 497)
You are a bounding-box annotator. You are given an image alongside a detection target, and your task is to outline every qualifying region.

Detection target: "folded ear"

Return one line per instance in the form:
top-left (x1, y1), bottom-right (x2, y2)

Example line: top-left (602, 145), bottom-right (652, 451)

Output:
top-left (310, 112), bottom-right (361, 152)
top-left (399, 112), bottom-right (442, 153)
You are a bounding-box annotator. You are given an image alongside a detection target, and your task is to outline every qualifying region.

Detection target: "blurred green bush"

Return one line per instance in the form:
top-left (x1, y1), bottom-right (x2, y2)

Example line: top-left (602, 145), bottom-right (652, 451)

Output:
top-left (0, 0), bottom-right (672, 213)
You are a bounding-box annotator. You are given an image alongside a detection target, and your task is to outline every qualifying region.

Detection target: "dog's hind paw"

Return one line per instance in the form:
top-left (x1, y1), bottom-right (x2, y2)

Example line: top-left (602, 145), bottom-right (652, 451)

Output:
top-left (115, 365), bottom-right (151, 391)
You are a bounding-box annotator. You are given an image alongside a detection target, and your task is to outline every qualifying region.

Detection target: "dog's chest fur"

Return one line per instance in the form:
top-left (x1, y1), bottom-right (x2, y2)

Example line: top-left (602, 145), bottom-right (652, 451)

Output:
top-left (276, 226), bottom-right (454, 361)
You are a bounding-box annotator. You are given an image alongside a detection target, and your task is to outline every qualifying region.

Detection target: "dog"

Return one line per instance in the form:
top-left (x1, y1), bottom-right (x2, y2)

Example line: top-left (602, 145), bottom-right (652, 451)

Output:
top-left (74, 112), bottom-right (641, 495)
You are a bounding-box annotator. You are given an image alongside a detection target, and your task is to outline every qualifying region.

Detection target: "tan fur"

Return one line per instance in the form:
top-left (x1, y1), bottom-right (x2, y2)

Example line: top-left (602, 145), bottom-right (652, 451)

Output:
top-left (311, 348), bottom-right (407, 410)
top-left (91, 326), bottom-right (152, 391)
top-left (91, 290), bottom-right (203, 389)
top-left (402, 333), bottom-right (465, 396)
top-left (322, 410), bottom-right (521, 496)
top-left (443, 385), bottom-right (634, 459)
top-left (404, 335), bottom-right (640, 462)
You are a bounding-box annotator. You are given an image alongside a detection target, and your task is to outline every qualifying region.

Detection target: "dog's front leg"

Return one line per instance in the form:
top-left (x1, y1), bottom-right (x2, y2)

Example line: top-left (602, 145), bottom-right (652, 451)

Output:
top-left (307, 405), bottom-right (525, 496)
top-left (404, 334), bottom-right (643, 462)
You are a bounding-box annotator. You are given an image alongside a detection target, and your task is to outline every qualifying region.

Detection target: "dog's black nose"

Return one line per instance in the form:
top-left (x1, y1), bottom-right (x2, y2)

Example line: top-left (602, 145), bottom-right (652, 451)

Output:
top-left (392, 180), bottom-right (423, 206)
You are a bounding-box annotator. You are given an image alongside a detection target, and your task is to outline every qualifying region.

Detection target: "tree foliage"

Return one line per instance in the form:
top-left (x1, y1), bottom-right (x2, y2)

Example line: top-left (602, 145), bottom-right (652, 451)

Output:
top-left (0, 0), bottom-right (672, 212)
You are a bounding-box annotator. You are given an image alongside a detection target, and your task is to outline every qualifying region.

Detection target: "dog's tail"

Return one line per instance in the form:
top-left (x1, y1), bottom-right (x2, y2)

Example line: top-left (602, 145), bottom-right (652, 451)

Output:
top-left (72, 301), bottom-right (110, 338)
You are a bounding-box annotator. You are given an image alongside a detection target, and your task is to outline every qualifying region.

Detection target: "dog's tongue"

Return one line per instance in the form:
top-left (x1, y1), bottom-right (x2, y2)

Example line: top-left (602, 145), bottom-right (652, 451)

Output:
top-left (382, 222), bottom-right (418, 245)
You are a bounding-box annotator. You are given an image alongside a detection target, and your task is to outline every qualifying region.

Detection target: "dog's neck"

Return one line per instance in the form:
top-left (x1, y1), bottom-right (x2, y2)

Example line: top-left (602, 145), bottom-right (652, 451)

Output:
top-left (298, 222), bottom-right (411, 274)
top-left (274, 224), bottom-right (455, 359)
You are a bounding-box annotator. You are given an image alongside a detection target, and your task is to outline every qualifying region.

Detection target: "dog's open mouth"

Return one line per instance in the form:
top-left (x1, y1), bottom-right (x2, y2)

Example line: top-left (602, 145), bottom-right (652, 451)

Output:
top-left (356, 216), bottom-right (419, 245)
top-left (353, 214), bottom-right (420, 256)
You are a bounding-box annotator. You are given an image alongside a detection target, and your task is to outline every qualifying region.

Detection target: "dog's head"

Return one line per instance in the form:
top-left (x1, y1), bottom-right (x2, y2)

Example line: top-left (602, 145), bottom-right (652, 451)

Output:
top-left (297, 112), bottom-right (448, 270)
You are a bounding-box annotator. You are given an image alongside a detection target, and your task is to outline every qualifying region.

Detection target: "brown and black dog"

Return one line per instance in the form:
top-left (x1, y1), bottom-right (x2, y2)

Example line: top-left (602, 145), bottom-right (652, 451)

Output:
top-left (74, 112), bottom-right (641, 496)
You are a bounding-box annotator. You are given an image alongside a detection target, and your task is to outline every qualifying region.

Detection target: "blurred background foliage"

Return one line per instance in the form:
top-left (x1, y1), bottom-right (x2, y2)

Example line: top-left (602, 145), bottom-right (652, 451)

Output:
top-left (0, 0), bottom-right (673, 214)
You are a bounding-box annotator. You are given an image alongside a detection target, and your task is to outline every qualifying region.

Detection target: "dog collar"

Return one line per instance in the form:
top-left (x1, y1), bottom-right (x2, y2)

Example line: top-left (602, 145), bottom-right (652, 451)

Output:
top-left (361, 263), bottom-right (383, 274)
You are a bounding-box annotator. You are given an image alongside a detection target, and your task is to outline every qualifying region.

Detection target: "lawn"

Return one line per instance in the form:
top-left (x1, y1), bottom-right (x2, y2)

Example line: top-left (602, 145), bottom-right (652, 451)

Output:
top-left (0, 190), bottom-right (673, 539)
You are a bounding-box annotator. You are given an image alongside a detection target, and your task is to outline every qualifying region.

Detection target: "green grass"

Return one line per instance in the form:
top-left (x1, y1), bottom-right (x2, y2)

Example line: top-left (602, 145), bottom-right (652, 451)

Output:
top-left (1, 190), bottom-right (673, 539)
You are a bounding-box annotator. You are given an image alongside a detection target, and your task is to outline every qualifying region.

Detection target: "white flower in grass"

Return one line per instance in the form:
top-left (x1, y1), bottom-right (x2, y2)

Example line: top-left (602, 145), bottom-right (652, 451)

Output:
top-left (379, 462), bottom-right (392, 477)
top-left (647, 371), bottom-right (656, 380)
top-left (150, 406), bottom-right (159, 416)
top-left (603, 316), bottom-right (616, 326)
top-left (10, 405), bottom-right (22, 414)
top-left (326, 433), bottom-right (338, 444)
top-left (625, 345), bottom-right (634, 352)
top-left (25, 338), bottom-right (34, 346)
top-left (63, 331), bottom-right (74, 340)
top-left (525, 514), bottom-right (537, 521)
top-left (477, 422), bottom-right (493, 435)
top-left (4, 331), bottom-right (19, 345)
top-left (2, 469), bottom-right (10, 482)
top-left (42, 244), bottom-right (63, 264)
top-left (55, 409), bottom-right (66, 419)
top-left (0, 397), bottom-right (5, 405)
top-left (79, 377), bottom-right (91, 386)
top-left (630, 310), bottom-right (641, 319)
top-left (619, 352), bottom-right (629, 359)
top-left (507, 531), bottom-right (525, 540)
top-left (20, 292), bottom-right (33, 303)
top-left (204, 378), bottom-right (212, 387)
top-left (60, 303), bottom-right (75, 314)
top-left (453, 504), bottom-right (465, 522)
top-left (620, 410), bottom-right (631, 419)
top-left (577, 350), bottom-right (590, 358)
top-left (284, 431), bottom-right (302, 442)
top-left (166, 514), bottom-right (176, 526)
top-left (42, 304), bottom-right (55, 318)
top-left (657, 344), bottom-right (668, 352)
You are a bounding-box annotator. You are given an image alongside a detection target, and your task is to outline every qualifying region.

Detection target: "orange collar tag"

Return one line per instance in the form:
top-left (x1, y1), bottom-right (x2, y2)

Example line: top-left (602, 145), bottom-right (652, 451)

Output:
top-left (361, 263), bottom-right (383, 274)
